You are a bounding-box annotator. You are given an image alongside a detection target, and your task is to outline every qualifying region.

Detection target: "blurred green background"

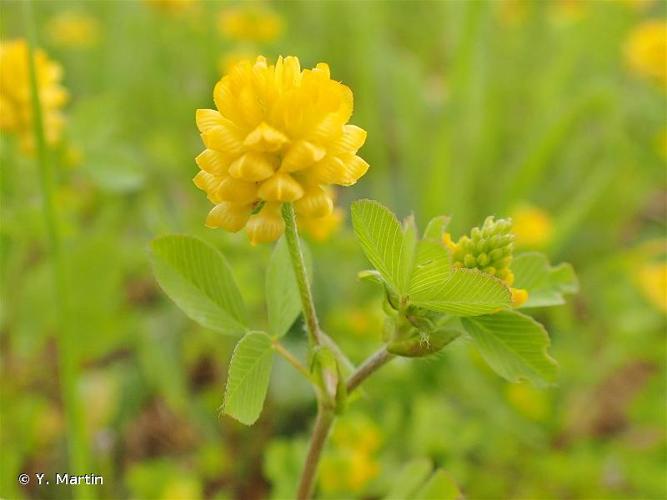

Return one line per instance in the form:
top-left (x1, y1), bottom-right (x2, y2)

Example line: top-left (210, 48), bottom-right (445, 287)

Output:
top-left (1, 0), bottom-right (666, 499)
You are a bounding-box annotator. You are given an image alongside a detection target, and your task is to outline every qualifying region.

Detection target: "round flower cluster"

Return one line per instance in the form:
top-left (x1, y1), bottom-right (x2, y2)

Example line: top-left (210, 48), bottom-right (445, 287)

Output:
top-left (0, 39), bottom-right (68, 153)
top-left (443, 216), bottom-right (528, 307)
top-left (194, 56), bottom-right (368, 244)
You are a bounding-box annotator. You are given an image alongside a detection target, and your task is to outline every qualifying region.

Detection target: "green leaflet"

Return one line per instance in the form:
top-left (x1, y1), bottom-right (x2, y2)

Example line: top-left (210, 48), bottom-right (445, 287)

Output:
top-left (150, 235), bottom-right (246, 335)
top-left (512, 252), bottom-right (579, 308)
top-left (351, 199), bottom-right (415, 295)
top-left (222, 331), bottom-right (274, 425)
top-left (462, 310), bottom-right (558, 386)
top-left (411, 268), bottom-right (511, 316)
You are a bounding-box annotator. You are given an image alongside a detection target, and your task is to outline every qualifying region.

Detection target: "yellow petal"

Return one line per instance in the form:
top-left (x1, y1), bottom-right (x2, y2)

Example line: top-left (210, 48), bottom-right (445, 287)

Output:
top-left (246, 204), bottom-right (285, 245)
top-left (258, 173), bottom-right (304, 202)
top-left (330, 125), bottom-right (367, 154)
top-left (244, 122), bottom-right (289, 152)
top-left (195, 149), bottom-right (230, 176)
top-left (201, 122), bottom-right (244, 157)
top-left (308, 154), bottom-right (369, 186)
top-left (280, 140), bottom-right (326, 173)
top-left (193, 171), bottom-right (224, 203)
top-left (193, 170), bottom-right (220, 193)
top-left (294, 186), bottom-right (333, 218)
top-left (196, 109), bottom-right (225, 133)
top-left (511, 288), bottom-right (528, 308)
top-left (228, 152), bottom-right (277, 182)
top-left (216, 176), bottom-right (258, 204)
top-left (205, 202), bottom-right (251, 232)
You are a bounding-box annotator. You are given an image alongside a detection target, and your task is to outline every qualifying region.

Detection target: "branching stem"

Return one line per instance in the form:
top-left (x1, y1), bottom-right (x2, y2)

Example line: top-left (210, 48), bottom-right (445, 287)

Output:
top-left (272, 341), bottom-right (310, 380)
top-left (346, 346), bottom-right (395, 393)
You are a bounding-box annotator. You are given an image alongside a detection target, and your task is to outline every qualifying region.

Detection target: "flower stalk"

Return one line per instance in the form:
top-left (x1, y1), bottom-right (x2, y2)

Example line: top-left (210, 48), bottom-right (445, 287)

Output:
top-left (281, 203), bottom-right (323, 347)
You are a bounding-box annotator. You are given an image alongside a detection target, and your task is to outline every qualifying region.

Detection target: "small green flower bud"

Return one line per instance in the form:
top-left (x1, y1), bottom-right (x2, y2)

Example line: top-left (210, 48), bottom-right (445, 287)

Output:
top-left (450, 216), bottom-right (516, 286)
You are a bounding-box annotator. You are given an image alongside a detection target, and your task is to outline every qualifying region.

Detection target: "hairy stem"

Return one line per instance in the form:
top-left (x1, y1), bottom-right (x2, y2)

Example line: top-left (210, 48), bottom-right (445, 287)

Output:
top-left (346, 346), bottom-right (395, 393)
top-left (272, 341), bottom-right (311, 380)
top-left (296, 406), bottom-right (335, 500)
top-left (23, 2), bottom-right (91, 498)
top-left (281, 203), bottom-right (322, 346)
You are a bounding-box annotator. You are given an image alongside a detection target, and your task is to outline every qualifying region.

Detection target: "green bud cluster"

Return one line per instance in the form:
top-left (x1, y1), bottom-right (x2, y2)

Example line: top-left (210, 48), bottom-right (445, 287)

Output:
top-left (451, 216), bottom-right (516, 285)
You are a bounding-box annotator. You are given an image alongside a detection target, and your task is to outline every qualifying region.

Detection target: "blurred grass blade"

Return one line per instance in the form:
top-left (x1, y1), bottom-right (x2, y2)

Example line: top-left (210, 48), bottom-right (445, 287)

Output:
top-left (23, 1), bottom-right (91, 497)
top-left (462, 310), bottom-right (558, 386)
top-left (151, 235), bottom-right (246, 335)
top-left (222, 331), bottom-right (274, 425)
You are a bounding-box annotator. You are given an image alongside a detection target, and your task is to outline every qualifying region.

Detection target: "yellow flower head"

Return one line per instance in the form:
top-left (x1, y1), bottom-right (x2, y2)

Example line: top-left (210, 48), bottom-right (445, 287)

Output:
top-left (217, 5), bottom-right (283, 43)
top-left (0, 39), bottom-right (68, 153)
top-left (625, 19), bottom-right (667, 88)
top-left (46, 11), bottom-right (101, 49)
top-left (195, 56), bottom-right (368, 244)
top-left (510, 203), bottom-right (554, 249)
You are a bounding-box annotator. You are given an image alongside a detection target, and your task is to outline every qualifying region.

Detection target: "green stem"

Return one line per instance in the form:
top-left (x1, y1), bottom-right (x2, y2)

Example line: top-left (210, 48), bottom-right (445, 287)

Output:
top-left (272, 341), bottom-right (311, 380)
top-left (346, 346), bottom-right (394, 393)
top-left (281, 203), bottom-right (322, 346)
top-left (23, 3), bottom-right (91, 498)
top-left (296, 405), bottom-right (335, 500)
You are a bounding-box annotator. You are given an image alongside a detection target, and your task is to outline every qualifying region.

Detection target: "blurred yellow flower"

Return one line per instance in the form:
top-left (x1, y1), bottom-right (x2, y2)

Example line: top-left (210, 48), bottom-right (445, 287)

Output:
top-left (550, 0), bottom-right (588, 24)
top-left (218, 49), bottom-right (255, 76)
top-left (658, 128), bottom-right (667, 160)
top-left (625, 19), bottom-right (667, 88)
top-left (145, 0), bottom-right (197, 14)
top-left (505, 382), bottom-right (550, 421)
top-left (498, 0), bottom-right (532, 27)
top-left (46, 11), bottom-right (101, 49)
top-left (320, 415), bottom-right (381, 494)
top-left (195, 55), bottom-right (368, 244)
top-left (637, 262), bottom-right (667, 313)
top-left (218, 5), bottom-right (283, 43)
top-left (511, 203), bottom-right (554, 248)
top-left (0, 39), bottom-right (68, 153)
top-left (298, 206), bottom-right (344, 242)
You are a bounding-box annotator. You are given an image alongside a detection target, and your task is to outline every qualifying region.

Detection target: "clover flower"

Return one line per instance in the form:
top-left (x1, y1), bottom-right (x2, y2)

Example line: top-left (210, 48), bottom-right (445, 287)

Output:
top-left (0, 39), bottom-right (68, 153)
top-left (444, 216), bottom-right (528, 307)
top-left (625, 19), bottom-right (667, 88)
top-left (46, 11), bottom-right (101, 49)
top-left (217, 5), bottom-right (283, 43)
top-left (195, 56), bottom-right (368, 244)
top-left (510, 203), bottom-right (554, 249)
